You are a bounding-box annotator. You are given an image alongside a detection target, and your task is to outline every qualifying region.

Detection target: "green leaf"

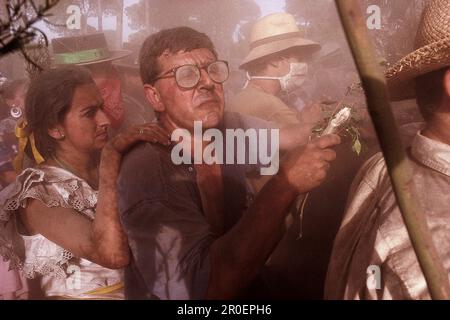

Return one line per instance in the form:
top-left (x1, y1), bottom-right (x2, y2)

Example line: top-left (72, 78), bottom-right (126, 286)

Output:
top-left (352, 138), bottom-right (362, 156)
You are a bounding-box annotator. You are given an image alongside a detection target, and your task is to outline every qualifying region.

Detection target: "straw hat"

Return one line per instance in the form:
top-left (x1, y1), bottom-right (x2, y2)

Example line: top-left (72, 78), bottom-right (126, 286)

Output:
top-left (239, 12), bottom-right (321, 70)
top-left (51, 33), bottom-right (131, 66)
top-left (386, 0), bottom-right (450, 101)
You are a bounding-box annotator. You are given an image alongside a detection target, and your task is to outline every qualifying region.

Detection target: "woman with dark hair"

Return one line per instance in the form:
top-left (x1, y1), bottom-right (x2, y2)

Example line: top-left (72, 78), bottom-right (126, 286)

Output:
top-left (0, 66), bottom-right (170, 299)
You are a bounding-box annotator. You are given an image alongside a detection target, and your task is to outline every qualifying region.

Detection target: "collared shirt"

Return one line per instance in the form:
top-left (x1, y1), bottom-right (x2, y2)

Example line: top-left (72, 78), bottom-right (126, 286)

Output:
top-left (227, 82), bottom-right (300, 128)
top-left (228, 82), bottom-right (299, 193)
top-left (325, 132), bottom-right (450, 299)
top-left (118, 112), bottom-right (275, 299)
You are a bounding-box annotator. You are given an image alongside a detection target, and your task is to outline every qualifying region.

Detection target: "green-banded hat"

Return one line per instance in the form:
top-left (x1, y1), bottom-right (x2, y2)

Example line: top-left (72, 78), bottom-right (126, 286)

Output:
top-left (52, 33), bottom-right (131, 66)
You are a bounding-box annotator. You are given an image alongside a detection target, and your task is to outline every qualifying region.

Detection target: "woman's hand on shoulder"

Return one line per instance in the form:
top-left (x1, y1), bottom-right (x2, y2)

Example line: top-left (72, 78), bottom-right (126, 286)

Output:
top-left (108, 123), bottom-right (171, 155)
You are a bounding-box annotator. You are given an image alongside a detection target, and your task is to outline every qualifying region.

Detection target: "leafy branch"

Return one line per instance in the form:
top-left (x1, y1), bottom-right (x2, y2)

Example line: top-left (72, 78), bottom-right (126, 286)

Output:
top-left (313, 82), bottom-right (365, 155)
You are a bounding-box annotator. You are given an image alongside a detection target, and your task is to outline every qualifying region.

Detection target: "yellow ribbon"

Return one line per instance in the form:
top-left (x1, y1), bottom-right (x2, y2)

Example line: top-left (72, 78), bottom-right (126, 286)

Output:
top-left (84, 282), bottom-right (124, 296)
top-left (52, 282), bottom-right (124, 300)
top-left (13, 120), bottom-right (45, 172)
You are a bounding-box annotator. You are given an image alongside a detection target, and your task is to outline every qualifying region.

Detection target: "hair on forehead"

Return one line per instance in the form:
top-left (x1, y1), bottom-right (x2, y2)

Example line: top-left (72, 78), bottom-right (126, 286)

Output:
top-left (139, 26), bottom-right (217, 85)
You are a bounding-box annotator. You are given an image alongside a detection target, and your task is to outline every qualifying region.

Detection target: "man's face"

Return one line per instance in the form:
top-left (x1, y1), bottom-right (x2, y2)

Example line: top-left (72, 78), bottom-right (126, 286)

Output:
top-left (88, 62), bottom-right (124, 127)
top-left (274, 52), bottom-right (311, 77)
top-left (149, 48), bottom-right (225, 132)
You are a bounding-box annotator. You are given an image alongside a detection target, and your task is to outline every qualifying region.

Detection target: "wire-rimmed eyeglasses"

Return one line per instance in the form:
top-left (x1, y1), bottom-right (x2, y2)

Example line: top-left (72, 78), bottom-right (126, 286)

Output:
top-left (151, 60), bottom-right (229, 89)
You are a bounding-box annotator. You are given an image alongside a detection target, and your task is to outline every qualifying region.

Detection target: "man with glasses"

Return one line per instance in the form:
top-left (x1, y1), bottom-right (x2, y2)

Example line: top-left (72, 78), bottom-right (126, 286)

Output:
top-left (118, 26), bottom-right (341, 299)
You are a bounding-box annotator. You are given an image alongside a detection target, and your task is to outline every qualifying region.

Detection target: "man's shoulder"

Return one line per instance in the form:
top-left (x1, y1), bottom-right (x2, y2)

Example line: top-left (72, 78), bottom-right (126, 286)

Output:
top-left (119, 142), bottom-right (169, 205)
top-left (240, 85), bottom-right (289, 108)
top-left (356, 152), bottom-right (389, 190)
top-left (339, 152), bottom-right (389, 227)
top-left (121, 142), bottom-right (163, 171)
top-left (231, 85), bottom-right (270, 100)
top-left (227, 85), bottom-right (284, 116)
top-left (223, 111), bottom-right (274, 130)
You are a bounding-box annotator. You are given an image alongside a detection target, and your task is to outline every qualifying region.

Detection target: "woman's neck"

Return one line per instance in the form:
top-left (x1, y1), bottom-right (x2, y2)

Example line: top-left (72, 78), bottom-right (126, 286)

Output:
top-left (50, 149), bottom-right (100, 188)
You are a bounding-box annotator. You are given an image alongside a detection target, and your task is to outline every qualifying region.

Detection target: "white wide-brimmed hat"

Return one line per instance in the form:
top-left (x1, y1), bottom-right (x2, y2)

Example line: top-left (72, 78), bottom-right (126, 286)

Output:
top-left (385, 0), bottom-right (450, 100)
top-left (239, 12), bottom-right (321, 70)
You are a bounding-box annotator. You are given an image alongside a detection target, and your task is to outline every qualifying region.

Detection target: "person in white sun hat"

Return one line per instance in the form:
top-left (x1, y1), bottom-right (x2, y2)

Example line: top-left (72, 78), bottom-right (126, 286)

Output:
top-left (325, 0), bottom-right (450, 300)
top-left (228, 12), bottom-right (322, 130)
top-left (229, 12), bottom-right (324, 195)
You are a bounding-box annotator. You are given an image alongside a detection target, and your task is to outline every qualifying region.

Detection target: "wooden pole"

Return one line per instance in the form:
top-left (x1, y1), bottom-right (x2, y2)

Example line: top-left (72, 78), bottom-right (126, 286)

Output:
top-left (335, 0), bottom-right (450, 300)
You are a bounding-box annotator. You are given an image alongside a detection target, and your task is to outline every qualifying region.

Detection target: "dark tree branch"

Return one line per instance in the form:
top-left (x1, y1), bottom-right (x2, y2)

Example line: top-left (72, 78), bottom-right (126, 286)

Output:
top-left (0, 0), bottom-right (60, 69)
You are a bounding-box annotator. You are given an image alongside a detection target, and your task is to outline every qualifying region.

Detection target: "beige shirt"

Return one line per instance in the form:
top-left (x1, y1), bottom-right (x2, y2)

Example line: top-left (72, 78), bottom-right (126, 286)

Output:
top-left (227, 82), bottom-right (300, 128)
top-left (228, 83), bottom-right (301, 193)
top-left (325, 132), bottom-right (450, 300)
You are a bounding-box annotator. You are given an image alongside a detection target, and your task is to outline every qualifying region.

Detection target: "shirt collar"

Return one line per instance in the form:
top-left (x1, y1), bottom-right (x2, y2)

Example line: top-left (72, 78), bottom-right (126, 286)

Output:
top-left (411, 131), bottom-right (450, 176)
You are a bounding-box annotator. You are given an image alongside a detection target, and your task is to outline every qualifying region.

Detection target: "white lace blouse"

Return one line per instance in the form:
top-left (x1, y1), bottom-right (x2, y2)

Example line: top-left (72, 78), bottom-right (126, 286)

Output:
top-left (0, 166), bottom-right (123, 299)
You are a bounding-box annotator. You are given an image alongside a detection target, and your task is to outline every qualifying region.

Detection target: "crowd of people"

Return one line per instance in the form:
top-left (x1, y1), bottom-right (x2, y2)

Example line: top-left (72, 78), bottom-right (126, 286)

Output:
top-left (0, 0), bottom-right (448, 300)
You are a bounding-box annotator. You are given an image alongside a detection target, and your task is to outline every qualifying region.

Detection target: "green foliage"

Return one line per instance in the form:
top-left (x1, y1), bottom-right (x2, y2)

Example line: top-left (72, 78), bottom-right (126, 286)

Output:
top-left (313, 104), bottom-right (364, 156)
top-left (312, 81), bottom-right (366, 156)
